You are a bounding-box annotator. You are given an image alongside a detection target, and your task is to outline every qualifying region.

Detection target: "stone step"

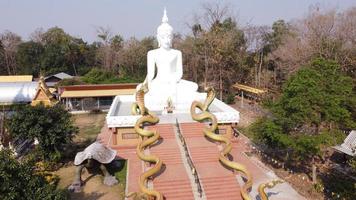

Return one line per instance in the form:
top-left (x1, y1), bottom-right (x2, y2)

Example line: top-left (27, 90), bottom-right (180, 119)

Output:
top-left (155, 184), bottom-right (194, 190)
top-left (205, 193), bottom-right (241, 200)
top-left (203, 183), bottom-right (240, 191)
top-left (162, 193), bottom-right (195, 200)
top-left (202, 176), bottom-right (237, 181)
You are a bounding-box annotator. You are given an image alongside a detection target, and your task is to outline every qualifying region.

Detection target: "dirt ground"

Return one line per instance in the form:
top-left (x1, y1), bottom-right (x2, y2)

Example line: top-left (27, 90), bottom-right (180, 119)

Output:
top-left (230, 97), bottom-right (268, 128)
top-left (72, 113), bottom-right (106, 143)
top-left (55, 165), bottom-right (125, 200)
top-left (56, 113), bottom-right (126, 200)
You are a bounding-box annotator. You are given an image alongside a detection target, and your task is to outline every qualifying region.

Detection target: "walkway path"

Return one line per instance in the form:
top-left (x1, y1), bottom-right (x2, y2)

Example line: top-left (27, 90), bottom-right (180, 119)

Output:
top-left (230, 134), bottom-right (305, 200)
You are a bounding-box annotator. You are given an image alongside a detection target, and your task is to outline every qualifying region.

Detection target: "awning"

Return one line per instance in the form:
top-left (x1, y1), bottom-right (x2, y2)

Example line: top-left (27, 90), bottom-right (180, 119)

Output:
top-left (232, 83), bottom-right (267, 95)
top-left (61, 89), bottom-right (136, 98)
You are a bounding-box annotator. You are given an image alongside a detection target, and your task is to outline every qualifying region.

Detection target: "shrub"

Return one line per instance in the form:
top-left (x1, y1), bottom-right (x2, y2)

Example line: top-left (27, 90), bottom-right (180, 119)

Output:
top-left (7, 104), bottom-right (78, 161)
top-left (249, 117), bottom-right (293, 149)
top-left (81, 68), bottom-right (142, 84)
top-left (0, 149), bottom-right (68, 200)
top-left (224, 94), bottom-right (235, 104)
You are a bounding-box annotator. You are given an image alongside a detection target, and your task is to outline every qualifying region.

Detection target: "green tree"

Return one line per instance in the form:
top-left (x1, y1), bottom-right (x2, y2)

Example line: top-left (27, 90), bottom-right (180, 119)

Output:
top-left (7, 104), bottom-right (78, 161)
top-left (118, 36), bottom-right (155, 80)
top-left (263, 20), bottom-right (291, 53)
top-left (55, 78), bottom-right (84, 87)
top-left (251, 58), bottom-right (354, 183)
top-left (0, 149), bottom-right (67, 200)
top-left (273, 58), bottom-right (355, 132)
top-left (250, 117), bottom-right (293, 149)
top-left (16, 41), bottom-right (44, 75)
top-left (39, 27), bottom-right (94, 76)
top-left (110, 35), bottom-right (124, 51)
top-left (81, 68), bottom-right (140, 84)
top-left (40, 27), bottom-right (72, 75)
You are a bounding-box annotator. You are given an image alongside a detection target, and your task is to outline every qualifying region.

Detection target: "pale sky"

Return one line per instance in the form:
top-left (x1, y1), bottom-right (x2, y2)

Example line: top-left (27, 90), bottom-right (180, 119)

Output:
top-left (0, 0), bottom-right (355, 42)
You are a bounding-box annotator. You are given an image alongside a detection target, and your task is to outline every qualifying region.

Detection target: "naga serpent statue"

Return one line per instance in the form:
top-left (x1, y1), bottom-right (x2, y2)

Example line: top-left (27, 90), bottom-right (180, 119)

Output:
top-left (190, 87), bottom-right (282, 200)
top-left (258, 179), bottom-right (284, 200)
top-left (127, 81), bottom-right (163, 200)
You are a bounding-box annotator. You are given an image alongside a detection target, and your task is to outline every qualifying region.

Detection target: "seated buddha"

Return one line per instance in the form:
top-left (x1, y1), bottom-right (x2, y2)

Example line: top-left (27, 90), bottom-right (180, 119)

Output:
top-left (138, 9), bottom-right (199, 111)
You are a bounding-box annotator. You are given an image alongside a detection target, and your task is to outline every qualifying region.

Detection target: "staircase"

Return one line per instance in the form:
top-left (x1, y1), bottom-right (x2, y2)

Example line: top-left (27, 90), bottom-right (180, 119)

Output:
top-left (113, 122), bottom-right (243, 200)
top-left (180, 123), bottom-right (243, 200)
top-left (149, 124), bottom-right (195, 200)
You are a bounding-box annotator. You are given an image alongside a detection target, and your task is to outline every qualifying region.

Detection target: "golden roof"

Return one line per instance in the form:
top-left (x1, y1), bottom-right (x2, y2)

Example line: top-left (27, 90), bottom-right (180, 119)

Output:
top-left (49, 88), bottom-right (57, 93)
top-left (61, 89), bottom-right (136, 98)
top-left (31, 76), bottom-right (58, 107)
top-left (0, 75), bottom-right (33, 82)
top-left (232, 83), bottom-right (267, 95)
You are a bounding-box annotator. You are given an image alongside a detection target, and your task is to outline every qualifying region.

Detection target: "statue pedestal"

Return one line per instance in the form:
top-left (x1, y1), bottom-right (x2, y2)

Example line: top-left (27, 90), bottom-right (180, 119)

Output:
top-left (107, 92), bottom-right (239, 127)
top-left (144, 91), bottom-right (201, 112)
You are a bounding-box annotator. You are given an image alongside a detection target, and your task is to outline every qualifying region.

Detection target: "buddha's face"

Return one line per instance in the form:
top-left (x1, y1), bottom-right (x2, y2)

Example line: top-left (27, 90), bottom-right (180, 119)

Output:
top-left (157, 31), bottom-right (172, 49)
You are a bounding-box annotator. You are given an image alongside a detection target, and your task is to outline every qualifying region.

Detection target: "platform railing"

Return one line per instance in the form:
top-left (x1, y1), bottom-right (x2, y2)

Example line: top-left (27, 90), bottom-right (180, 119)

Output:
top-left (175, 119), bottom-right (203, 197)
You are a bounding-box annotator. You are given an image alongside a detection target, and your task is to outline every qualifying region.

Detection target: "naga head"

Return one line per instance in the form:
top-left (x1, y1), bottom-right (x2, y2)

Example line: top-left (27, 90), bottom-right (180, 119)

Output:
top-left (203, 87), bottom-right (216, 111)
top-left (265, 179), bottom-right (284, 188)
top-left (133, 79), bottom-right (149, 116)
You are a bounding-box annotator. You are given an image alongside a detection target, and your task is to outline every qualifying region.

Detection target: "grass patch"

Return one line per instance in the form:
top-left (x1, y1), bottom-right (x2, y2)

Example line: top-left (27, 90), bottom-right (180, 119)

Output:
top-left (72, 113), bottom-right (106, 143)
top-left (115, 160), bottom-right (127, 186)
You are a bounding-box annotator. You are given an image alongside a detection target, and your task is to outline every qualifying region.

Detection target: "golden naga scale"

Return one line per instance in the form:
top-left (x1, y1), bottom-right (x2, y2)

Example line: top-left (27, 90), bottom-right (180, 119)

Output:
top-left (190, 87), bottom-right (283, 200)
top-left (127, 81), bottom-right (163, 200)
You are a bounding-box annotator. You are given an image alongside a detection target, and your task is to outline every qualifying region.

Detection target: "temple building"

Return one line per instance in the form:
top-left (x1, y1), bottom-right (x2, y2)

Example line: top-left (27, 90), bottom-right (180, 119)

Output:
top-left (30, 77), bottom-right (58, 106)
top-left (58, 83), bottom-right (137, 111)
top-left (0, 76), bottom-right (56, 107)
top-left (43, 72), bottom-right (73, 87)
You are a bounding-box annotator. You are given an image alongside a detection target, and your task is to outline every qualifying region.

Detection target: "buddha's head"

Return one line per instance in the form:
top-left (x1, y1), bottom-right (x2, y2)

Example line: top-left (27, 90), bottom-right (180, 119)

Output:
top-left (157, 8), bottom-right (173, 49)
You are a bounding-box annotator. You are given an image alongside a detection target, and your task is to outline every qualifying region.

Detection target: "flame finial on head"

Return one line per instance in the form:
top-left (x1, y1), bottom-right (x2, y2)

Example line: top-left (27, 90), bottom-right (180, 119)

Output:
top-left (162, 7), bottom-right (168, 23)
top-left (157, 7), bottom-right (173, 36)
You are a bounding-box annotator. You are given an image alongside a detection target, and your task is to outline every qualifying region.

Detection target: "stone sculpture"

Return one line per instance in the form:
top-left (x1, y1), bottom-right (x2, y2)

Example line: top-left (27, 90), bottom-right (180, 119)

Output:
top-left (68, 141), bottom-right (118, 193)
top-left (138, 8), bottom-right (199, 111)
top-left (128, 84), bottom-right (163, 200)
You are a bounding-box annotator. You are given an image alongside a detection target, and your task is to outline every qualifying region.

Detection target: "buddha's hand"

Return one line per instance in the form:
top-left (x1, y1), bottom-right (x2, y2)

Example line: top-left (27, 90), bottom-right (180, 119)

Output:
top-left (175, 77), bottom-right (180, 83)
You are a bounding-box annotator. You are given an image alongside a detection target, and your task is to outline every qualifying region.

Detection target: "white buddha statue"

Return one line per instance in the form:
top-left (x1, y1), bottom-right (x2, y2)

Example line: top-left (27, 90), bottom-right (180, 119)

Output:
top-left (140, 9), bottom-right (199, 111)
